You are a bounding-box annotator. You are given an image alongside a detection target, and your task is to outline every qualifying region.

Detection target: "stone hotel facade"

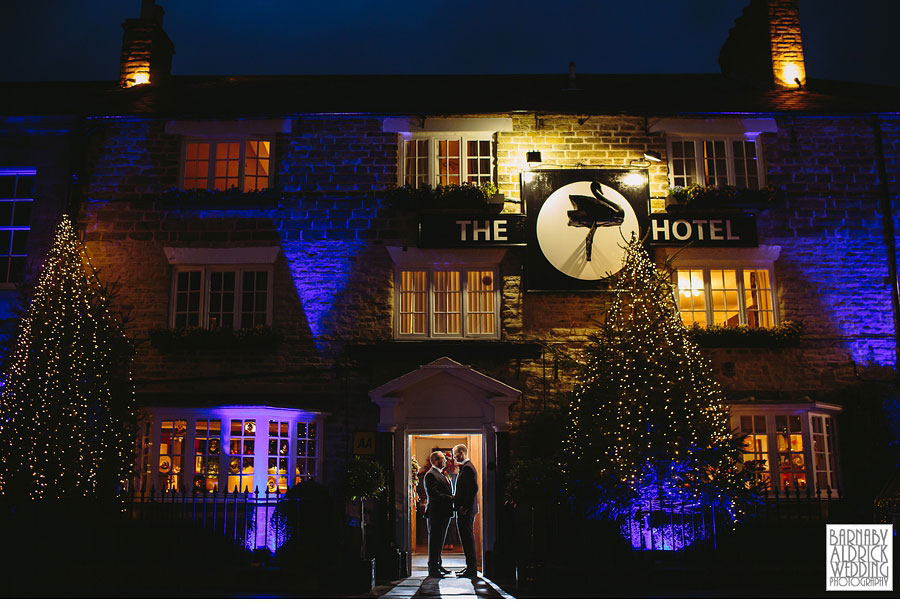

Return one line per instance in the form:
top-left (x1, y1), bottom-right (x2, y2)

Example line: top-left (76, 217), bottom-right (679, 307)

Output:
top-left (1, 0), bottom-right (899, 578)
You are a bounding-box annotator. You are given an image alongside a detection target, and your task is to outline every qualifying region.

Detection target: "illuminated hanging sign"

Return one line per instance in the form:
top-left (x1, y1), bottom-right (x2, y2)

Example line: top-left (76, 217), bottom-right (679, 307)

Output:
top-left (418, 214), bottom-right (527, 248)
top-left (522, 169), bottom-right (650, 291)
top-left (647, 213), bottom-right (758, 247)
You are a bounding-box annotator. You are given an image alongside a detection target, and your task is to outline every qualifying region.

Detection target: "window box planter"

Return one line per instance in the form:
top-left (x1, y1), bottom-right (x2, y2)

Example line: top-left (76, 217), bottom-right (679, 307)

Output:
top-left (665, 184), bottom-right (783, 213)
top-left (157, 187), bottom-right (283, 209)
top-left (685, 320), bottom-right (803, 348)
top-left (384, 183), bottom-right (503, 213)
top-left (149, 325), bottom-right (284, 353)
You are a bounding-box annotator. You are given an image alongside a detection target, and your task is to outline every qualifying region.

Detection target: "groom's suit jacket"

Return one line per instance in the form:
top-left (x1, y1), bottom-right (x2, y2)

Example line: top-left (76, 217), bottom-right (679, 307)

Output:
top-left (424, 466), bottom-right (454, 520)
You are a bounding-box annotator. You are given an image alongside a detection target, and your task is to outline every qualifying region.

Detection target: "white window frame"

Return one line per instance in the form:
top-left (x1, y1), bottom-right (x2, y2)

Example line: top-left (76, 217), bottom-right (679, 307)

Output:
top-left (169, 264), bottom-right (274, 330)
top-left (179, 138), bottom-right (274, 192)
top-left (730, 403), bottom-right (841, 496)
top-left (394, 264), bottom-right (500, 340)
top-left (666, 136), bottom-right (766, 190)
top-left (673, 265), bottom-right (779, 327)
top-left (0, 167), bottom-right (35, 288)
top-left (398, 132), bottom-right (496, 188)
top-left (141, 406), bottom-right (326, 496)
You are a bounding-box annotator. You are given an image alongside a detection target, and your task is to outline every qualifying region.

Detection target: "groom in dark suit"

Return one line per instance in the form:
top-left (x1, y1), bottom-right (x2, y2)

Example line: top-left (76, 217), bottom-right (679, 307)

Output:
top-left (423, 450), bottom-right (454, 578)
top-left (452, 444), bottom-right (479, 578)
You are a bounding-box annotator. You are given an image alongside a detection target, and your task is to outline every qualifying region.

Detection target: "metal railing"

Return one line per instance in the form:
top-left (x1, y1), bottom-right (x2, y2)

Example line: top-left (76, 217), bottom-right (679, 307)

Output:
top-left (126, 485), bottom-right (298, 552)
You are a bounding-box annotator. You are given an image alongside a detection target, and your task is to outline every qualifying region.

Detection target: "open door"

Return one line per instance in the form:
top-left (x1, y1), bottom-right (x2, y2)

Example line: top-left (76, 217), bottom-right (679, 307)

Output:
top-left (410, 433), bottom-right (483, 569)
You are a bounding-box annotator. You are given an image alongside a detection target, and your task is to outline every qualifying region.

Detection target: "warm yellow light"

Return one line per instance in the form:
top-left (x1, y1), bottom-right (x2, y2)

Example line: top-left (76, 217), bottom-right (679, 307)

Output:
top-left (132, 72), bottom-right (150, 86)
top-left (622, 173), bottom-right (646, 187)
top-left (780, 63), bottom-right (802, 87)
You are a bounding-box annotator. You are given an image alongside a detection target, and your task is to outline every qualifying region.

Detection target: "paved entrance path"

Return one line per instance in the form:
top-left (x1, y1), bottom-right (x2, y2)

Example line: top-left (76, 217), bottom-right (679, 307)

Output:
top-left (378, 554), bottom-right (513, 599)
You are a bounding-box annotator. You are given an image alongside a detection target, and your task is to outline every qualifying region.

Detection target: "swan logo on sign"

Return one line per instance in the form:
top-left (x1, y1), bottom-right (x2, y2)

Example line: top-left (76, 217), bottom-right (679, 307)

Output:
top-left (523, 169), bottom-right (650, 291)
top-left (536, 180), bottom-right (640, 281)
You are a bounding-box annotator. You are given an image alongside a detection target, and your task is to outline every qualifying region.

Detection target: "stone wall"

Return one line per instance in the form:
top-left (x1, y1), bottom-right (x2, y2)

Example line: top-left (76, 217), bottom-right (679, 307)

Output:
top-left (76, 112), bottom-right (900, 435)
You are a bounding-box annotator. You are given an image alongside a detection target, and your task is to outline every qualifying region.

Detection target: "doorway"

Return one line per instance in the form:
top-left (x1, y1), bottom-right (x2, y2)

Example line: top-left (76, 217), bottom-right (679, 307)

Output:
top-left (409, 433), bottom-right (483, 569)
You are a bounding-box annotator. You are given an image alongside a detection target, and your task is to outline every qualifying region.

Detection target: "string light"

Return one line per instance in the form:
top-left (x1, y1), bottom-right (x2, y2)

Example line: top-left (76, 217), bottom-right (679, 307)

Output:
top-left (0, 216), bottom-right (136, 502)
top-left (564, 235), bottom-right (750, 524)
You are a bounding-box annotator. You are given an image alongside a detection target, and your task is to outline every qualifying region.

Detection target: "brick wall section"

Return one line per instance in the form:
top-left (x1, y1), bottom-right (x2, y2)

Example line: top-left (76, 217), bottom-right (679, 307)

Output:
top-left (279, 117), bottom-right (398, 193)
top-left (86, 118), bottom-right (180, 198)
top-left (497, 115), bottom-right (670, 210)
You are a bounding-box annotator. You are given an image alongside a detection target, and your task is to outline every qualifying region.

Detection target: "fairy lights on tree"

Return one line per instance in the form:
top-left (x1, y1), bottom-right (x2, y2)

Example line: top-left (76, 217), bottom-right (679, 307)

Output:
top-left (0, 216), bottom-right (135, 502)
top-left (564, 236), bottom-right (755, 529)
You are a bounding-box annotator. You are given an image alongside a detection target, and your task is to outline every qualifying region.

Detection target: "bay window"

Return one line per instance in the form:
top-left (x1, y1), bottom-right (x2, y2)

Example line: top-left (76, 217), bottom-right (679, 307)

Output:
top-left (731, 403), bottom-right (841, 495)
top-left (141, 407), bottom-right (324, 495)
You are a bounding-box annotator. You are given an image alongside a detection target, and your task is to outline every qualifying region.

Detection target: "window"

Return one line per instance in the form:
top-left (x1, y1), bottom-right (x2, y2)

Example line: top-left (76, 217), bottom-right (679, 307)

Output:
top-left (143, 408), bottom-right (324, 497)
top-left (171, 266), bottom-right (272, 330)
top-left (158, 420), bottom-right (187, 492)
top-left (228, 419), bottom-right (256, 494)
top-left (810, 414), bottom-right (838, 493)
top-left (267, 421), bottom-right (290, 494)
top-left (401, 135), bottom-right (494, 188)
top-left (667, 138), bottom-right (763, 190)
top-left (732, 406), bottom-right (840, 494)
top-left (675, 267), bottom-right (775, 328)
top-left (182, 140), bottom-right (272, 192)
top-left (295, 421), bottom-right (318, 483)
top-left (193, 419), bottom-right (221, 493)
top-left (396, 267), bottom-right (499, 339)
top-left (739, 415), bottom-right (769, 486)
top-left (0, 168), bottom-right (34, 284)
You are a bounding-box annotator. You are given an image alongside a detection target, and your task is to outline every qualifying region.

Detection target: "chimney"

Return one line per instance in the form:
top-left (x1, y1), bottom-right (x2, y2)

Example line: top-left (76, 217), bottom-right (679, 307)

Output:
top-left (719, 0), bottom-right (806, 89)
top-left (119, 0), bottom-right (175, 88)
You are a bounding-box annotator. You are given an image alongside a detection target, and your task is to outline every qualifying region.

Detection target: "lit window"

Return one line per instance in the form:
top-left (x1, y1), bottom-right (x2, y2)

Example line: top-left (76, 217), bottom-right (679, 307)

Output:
top-left (267, 421), bottom-right (289, 494)
top-left (295, 421), bottom-right (318, 483)
top-left (182, 140), bottom-right (271, 192)
top-left (402, 135), bottom-right (494, 188)
top-left (667, 138), bottom-right (763, 190)
top-left (739, 415), bottom-right (769, 486)
top-left (0, 168), bottom-right (34, 283)
top-left (733, 407), bottom-right (840, 495)
top-left (397, 267), bottom-right (498, 339)
top-left (193, 419), bottom-right (221, 493)
top-left (158, 419), bottom-right (187, 492)
top-left (675, 268), bottom-right (775, 327)
top-left (775, 415), bottom-right (806, 490)
top-left (228, 419), bottom-right (256, 494)
top-left (171, 266), bottom-right (272, 330)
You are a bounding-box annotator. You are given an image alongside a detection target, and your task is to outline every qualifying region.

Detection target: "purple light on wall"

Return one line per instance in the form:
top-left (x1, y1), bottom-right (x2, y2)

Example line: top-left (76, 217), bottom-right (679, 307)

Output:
top-left (281, 240), bottom-right (367, 349)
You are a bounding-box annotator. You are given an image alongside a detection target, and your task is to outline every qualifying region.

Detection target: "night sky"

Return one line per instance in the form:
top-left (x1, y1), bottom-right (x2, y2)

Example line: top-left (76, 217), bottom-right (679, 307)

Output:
top-left (1, 0), bottom-right (898, 87)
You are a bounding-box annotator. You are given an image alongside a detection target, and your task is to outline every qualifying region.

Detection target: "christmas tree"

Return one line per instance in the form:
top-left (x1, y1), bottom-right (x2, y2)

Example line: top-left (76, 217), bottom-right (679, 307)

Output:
top-left (0, 216), bottom-right (135, 502)
top-left (565, 236), bottom-right (755, 536)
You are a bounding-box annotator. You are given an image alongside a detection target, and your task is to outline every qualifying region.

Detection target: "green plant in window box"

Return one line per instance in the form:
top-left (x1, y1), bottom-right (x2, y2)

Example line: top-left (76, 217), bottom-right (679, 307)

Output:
top-left (384, 182), bottom-right (503, 212)
top-left (685, 320), bottom-right (803, 348)
top-left (149, 324), bottom-right (284, 352)
top-left (666, 184), bottom-right (783, 212)
top-left (158, 187), bottom-right (283, 209)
